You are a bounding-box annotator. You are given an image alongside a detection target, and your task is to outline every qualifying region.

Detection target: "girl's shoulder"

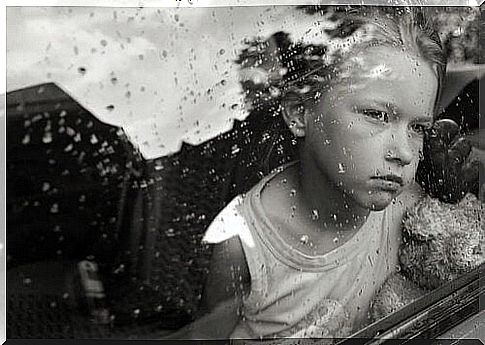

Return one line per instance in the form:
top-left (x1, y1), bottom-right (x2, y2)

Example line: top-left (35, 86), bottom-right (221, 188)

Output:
top-left (202, 161), bottom-right (298, 245)
top-left (202, 195), bottom-right (260, 247)
top-left (202, 195), bottom-right (252, 245)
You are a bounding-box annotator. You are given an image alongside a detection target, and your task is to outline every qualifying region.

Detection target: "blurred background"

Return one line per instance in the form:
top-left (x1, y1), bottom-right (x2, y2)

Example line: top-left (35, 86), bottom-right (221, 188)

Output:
top-left (4, 4), bottom-right (483, 339)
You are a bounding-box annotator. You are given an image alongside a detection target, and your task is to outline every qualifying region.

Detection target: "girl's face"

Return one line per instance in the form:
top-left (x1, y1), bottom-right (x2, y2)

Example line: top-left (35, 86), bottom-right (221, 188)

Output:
top-left (302, 46), bottom-right (438, 211)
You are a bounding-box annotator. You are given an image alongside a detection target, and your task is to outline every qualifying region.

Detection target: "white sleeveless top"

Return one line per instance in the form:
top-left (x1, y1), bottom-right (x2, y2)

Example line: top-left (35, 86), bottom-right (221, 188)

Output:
top-left (202, 163), bottom-right (398, 339)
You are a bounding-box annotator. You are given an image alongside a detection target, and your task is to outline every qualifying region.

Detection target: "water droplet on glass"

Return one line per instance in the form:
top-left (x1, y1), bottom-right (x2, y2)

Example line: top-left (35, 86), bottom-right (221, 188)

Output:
top-left (42, 182), bottom-right (50, 192)
top-left (311, 209), bottom-right (319, 221)
top-left (231, 145), bottom-right (240, 154)
top-left (290, 189), bottom-right (296, 197)
top-left (338, 163), bottom-right (346, 174)
top-left (50, 203), bottom-right (59, 213)
top-left (22, 134), bottom-right (30, 145)
top-left (42, 132), bottom-right (53, 144)
top-left (90, 134), bottom-right (99, 144)
top-left (300, 235), bottom-right (309, 244)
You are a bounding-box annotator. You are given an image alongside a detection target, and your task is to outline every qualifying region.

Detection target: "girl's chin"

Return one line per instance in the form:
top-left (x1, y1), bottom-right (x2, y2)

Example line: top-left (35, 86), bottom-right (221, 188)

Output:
top-left (361, 190), bottom-right (400, 211)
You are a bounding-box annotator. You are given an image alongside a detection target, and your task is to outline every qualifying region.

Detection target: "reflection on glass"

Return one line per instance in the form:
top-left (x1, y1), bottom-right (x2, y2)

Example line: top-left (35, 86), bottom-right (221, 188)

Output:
top-left (6, 4), bottom-right (483, 341)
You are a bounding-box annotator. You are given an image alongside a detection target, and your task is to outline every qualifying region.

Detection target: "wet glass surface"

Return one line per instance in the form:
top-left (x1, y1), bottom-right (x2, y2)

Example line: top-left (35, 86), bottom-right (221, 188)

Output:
top-left (5, 4), bottom-right (483, 340)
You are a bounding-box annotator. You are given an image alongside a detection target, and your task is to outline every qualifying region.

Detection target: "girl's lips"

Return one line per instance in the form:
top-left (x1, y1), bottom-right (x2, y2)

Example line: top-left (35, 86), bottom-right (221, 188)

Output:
top-left (369, 175), bottom-right (404, 191)
top-left (370, 175), bottom-right (404, 185)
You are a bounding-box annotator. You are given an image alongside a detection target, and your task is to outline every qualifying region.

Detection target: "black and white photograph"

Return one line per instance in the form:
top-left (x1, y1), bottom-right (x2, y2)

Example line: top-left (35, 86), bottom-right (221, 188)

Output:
top-left (4, 0), bottom-right (484, 342)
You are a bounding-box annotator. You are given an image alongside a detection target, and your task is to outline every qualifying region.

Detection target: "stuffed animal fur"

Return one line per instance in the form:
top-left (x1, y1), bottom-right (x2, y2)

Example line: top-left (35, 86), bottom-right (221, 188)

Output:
top-left (370, 193), bottom-right (484, 321)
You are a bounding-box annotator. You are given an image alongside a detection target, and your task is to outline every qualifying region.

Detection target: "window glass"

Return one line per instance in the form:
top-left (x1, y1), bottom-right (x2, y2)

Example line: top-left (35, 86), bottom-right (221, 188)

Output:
top-left (6, 4), bottom-right (482, 340)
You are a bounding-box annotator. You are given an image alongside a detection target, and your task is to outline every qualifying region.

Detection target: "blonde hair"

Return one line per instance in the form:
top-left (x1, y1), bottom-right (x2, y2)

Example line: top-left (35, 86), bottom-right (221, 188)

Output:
top-left (238, 6), bottom-right (446, 116)
top-left (235, 6), bottom-right (446, 174)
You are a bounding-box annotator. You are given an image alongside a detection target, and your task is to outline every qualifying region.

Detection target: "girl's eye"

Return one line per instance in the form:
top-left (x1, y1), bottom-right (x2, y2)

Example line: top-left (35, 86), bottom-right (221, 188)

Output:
top-left (410, 122), bottom-right (432, 135)
top-left (361, 109), bottom-right (389, 123)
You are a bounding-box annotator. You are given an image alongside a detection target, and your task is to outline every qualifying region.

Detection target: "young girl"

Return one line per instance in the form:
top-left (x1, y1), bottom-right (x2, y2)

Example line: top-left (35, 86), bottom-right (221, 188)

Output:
top-left (172, 5), bottom-right (447, 340)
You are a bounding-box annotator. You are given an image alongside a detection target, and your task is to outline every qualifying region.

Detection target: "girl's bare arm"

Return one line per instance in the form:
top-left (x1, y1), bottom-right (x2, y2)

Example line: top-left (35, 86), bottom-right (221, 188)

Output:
top-left (165, 236), bottom-right (250, 339)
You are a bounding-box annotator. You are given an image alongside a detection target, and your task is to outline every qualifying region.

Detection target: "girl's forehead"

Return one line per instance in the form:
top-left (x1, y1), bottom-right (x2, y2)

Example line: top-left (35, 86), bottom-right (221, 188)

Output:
top-left (327, 47), bottom-right (438, 116)
top-left (339, 46), bottom-right (421, 82)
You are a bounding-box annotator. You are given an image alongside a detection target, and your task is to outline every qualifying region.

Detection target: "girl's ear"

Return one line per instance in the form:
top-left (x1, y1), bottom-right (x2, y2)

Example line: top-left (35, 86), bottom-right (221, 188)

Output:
top-left (281, 94), bottom-right (307, 138)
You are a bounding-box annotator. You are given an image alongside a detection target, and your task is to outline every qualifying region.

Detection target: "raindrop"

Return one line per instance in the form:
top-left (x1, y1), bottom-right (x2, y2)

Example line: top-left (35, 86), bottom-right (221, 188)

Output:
top-left (219, 48), bottom-right (225, 55)
top-left (333, 237), bottom-right (339, 244)
top-left (50, 203), bottom-right (59, 213)
top-left (106, 105), bottom-right (115, 111)
top-left (90, 134), bottom-right (99, 144)
top-left (66, 127), bottom-right (75, 136)
top-left (300, 235), bottom-right (310, 244)
top-left (338, 163), bottom-right (346, 174)
top-left (73, 133), bottom-right (81, 142)
top-left (100, 39), bottom-right (108, 47)
top-left (22, 134), bottom-right (30, 145)
top-left (78, 67), bottom-right (87, 75)
top-left (42, 132), bottom-right (53, 144)
top-left (42, 182), bottom-right (51, 192)
top-left (311, 209), bottom-right (319, 221)
top-left (23, 277), bottom-right (32, 285)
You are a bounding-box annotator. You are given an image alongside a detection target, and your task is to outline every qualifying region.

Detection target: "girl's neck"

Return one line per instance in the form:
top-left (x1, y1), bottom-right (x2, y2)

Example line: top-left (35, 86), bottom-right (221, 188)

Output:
top-left (298, 158), bottom-right (370, 233)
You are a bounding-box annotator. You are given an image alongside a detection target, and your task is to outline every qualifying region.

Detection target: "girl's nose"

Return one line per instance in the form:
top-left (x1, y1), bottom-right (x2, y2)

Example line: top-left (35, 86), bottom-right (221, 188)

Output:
top-left (385, 128), bottom-right (414, 166)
